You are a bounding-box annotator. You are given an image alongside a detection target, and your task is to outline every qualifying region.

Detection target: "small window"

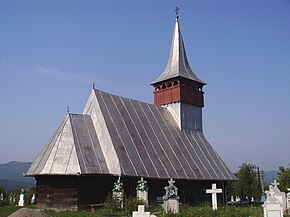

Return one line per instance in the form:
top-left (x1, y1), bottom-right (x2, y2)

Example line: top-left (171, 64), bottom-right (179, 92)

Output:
top-left (173, 81), bottom-right (178, 86)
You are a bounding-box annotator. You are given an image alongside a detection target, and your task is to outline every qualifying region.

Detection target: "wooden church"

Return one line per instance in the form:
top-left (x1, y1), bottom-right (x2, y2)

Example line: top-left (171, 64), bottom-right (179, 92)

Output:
top-left (26, 14), bottom-right (236, 210)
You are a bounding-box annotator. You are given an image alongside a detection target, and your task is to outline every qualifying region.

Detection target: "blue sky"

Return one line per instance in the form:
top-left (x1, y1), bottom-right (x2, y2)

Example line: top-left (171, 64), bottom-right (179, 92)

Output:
top-left (0, 0), bottom-right (289, 172)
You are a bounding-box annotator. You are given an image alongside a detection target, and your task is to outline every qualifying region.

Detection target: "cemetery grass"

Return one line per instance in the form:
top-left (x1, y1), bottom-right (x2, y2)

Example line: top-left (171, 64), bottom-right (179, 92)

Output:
top-left (0, 206), bottom-right (20, 217)
top-left (44, 205), bottom-right (266, 217)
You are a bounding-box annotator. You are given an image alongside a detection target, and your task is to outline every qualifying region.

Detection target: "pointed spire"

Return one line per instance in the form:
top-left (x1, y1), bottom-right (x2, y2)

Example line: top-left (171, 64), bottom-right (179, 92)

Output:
top-left (153, 12), bottom-right (206, 85)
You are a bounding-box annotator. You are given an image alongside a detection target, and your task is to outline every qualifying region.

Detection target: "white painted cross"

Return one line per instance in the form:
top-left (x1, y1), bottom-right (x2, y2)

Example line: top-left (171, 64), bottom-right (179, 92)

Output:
top-left (272, 180), bottom-right (280, 187)
top-left (206, 183), bottom-right (223, 210)
top-left (132, 205), bottom-right (150, 217)
top-left (269, 185), bottom-right (275, 198)
top-left (168, 177), bottom-right (175, 186)
top-left (18, 189), bottom-right (25, 207)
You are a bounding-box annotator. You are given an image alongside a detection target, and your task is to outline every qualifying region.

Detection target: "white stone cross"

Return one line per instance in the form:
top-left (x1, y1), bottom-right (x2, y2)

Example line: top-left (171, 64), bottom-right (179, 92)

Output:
top-left (269, 186), bottom-right (275, 198)
top-left (272, 180), bottom-right (280, 187)
top-left (18, 189), bottom-right (24, 207)
top-left (132, 205), bottom-right (150, 217)
top-left (265, 190), bottom-right (270, 199)
top-left (168, 177), bottom-right (175, 186)
top-left (206, 183), bottom-right (223, 210)
top-left (31, 194), bottom-right (35, 204)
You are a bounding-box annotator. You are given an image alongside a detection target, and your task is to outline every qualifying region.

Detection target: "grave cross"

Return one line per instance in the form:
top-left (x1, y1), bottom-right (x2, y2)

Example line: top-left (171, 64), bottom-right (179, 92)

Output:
top-left (206, 183), bottom-right (223, 210)
top-left (272, 180), bottom-right (280, 187)
top-left (269, 186), bottom-right (275, 198)
top-left (168, 177), bottom-right (175, 186)
top-left (132, 205), bottom-right (150, 217)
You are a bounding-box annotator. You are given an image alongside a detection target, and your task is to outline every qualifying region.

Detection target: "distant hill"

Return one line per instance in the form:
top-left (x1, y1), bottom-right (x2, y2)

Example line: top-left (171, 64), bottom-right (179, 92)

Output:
top-left (0, 161), bottom-right (35, 191)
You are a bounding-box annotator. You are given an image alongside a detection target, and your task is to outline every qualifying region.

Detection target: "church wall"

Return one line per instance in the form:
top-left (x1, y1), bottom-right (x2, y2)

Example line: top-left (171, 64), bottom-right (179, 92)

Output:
top-left (77, 176), bottom-right (116, 208)
top-left (35, 175), bottom-right (227, 210)
top-left (163, 102), bottom-right (203, 132)
top-left (180, 103), bottom-right (203, 132)
top-left (35, 176), bottom-right (78, 211)
top-left (110, 177), bottom-right (227, 206)
top-left (162, 103), bottom-right (181, 129)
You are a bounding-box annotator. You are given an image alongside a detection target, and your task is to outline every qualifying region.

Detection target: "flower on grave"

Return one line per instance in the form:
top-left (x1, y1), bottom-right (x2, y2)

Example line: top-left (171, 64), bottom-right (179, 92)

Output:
top-left (167, 186), bottom-right (176, 198)
top-left (136, 178), bottom-right (148, 192)
top-left (113, 178), bottom-right (124, 192)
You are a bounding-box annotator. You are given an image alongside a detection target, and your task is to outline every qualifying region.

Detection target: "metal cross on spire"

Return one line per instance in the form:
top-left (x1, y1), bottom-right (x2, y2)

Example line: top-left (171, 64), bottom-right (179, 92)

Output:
top-left (175, 7), bottom-right (180, 18)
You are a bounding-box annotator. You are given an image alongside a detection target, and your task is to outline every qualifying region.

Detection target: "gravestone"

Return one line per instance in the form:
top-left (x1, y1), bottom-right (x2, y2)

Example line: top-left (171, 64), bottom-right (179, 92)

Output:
top-left (231, 195), bottom-right (234, 202)
top-left (132, 205), bottom-right (149, 217)
top-left (12, 193), bottom-right (16, 205)
top-left (262, 186), bottom-right (283, 217)
top-left (112, 177), bottom-right (124, 209)
top-left (236, 196), bottom-right (241, 202)
top-left (163, 178), bottom-right (179, 214)
top-left (132, 205), bottom-right (157, 217)
top-left (206, 183), bottom-right (223, 210)
top-left (31, 194), bottom-right (36, 204)
top-left (9, 193), bottom-right (12, 204)
top-left (271, 180), bottom-right (286, 212)
top-left (18, 189), bottom-right (25, 207)
top-left (136, 177), bottom-right (149, 206)
top-left (287, 188), bottom-right (290, 213)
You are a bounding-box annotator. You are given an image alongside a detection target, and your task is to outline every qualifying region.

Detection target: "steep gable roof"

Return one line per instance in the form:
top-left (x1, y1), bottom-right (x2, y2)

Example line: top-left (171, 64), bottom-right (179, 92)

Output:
top-left (26, 114), bottom-right (109, 176)
top-left (27, 89), bottom-right (235, 181)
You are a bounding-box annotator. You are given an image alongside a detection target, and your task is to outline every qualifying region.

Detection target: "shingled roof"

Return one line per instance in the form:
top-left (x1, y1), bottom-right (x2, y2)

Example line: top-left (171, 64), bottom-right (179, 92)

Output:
top-left (27, 89), bottom-right (236, 181)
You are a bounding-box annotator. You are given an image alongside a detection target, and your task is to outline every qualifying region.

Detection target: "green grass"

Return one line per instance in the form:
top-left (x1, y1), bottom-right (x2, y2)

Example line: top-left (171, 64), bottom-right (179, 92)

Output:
top-left (44, 205), bottom-right (264, 217)
top-left (0, 206), bottom-right (20, 217)
top-left (0, 204), bottom-right (273, 217)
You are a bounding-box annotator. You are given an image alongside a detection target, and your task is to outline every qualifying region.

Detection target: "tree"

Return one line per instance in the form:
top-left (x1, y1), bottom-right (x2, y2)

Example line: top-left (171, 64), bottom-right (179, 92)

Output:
top-left (227, 163), bottom-right (261, 201)
top-left (277, 164), bottom-right (290, 192)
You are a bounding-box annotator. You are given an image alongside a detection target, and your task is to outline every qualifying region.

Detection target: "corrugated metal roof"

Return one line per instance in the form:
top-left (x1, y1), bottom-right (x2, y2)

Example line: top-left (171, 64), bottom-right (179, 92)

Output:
top-left (27, 89), bottom-right (236, 181)
top-left (153, 16), bottom-right (206, 85)
top-left (91, 89), bottom-right (235, 180)
top-left (26, 114), bottom-right (109, 176)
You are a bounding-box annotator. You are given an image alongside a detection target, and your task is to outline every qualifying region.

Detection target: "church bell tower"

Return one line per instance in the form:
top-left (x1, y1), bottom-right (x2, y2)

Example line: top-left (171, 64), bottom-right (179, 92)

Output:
top-left (152, 12), bottom-right (206, 132)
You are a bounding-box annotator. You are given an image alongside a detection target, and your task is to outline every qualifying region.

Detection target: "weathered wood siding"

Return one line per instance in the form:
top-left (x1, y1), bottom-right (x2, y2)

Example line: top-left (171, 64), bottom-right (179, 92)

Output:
top-left (35, 175), bottom-right (227, 210)
top-left (35, 176), bottom-right (78, 211)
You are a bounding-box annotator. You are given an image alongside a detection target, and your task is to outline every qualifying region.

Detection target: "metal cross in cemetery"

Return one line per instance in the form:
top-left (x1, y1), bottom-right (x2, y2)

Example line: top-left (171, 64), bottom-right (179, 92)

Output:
top-left (206, 183), bottom-right (223, 210)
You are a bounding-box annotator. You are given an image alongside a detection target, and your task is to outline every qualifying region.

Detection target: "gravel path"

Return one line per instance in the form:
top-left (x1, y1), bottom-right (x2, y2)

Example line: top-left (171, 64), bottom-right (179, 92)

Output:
top-left (8, 208), bottom-right (50, 217)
